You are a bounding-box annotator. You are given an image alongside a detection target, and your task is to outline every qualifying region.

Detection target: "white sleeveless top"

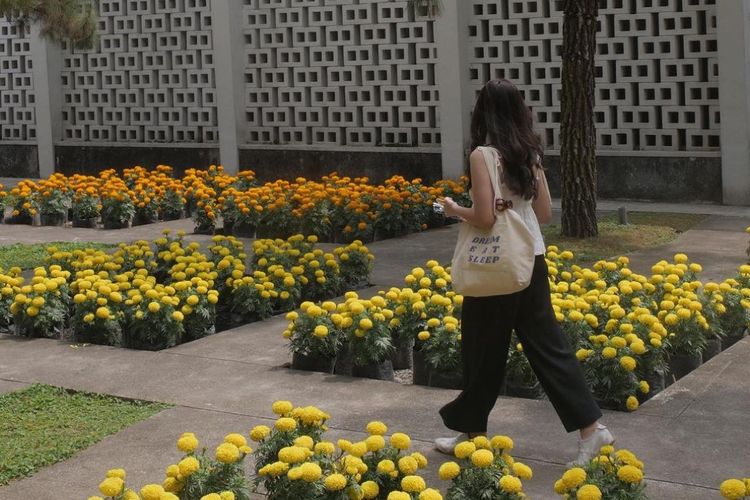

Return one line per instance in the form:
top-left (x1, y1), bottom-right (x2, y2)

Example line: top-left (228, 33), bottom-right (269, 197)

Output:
top-left (473, 147), bottom-right (547, 256)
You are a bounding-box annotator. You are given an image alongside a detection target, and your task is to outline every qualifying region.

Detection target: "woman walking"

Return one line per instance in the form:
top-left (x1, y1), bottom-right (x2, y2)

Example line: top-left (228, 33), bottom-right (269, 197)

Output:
top-left (435, 79), bottom-right (613, 465)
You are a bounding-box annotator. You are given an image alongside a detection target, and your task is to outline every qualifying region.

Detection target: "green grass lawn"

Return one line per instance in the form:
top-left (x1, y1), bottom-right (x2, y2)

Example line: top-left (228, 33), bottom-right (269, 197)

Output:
top-left (542, 212), bottom-right (708, 264)
top-left (0, 384), bottom-right (168, 485)
top-left (0, 242), bottom-right (115, 270)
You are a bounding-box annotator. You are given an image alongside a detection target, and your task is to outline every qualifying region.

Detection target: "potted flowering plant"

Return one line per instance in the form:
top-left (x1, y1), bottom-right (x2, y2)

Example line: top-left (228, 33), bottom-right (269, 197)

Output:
top-left (9, 268), bottom-right (70, 338)
top-left (160, 184), bottom-right (186, 221)
top-left (711, 279), bottom-right (750, 350)
top-left (438, 435), bottom-right (531, 500)
top-left (554, 446), bottom-right (648, 499)
top-left (335, 241), bottom-right (375, 291)
top-left (101, 191), bottom-right (136, 229)
top-left (578, 338), bottom-right (641, 411)
top-left (284, 304), bottom-right (341, 373)
top-left (8, 180), bottom-right (38, 225)
top-left (125, 284), bottom-right (184, 350)
top-left (35, 175), bottom-right (72, 226)
top-left (0, 267), bottom-right (22, 331)
top-left (339, 294), bottom-right (395, 380)
top-left (71, 276), bottom-right (123, 346)
top-left (661, 300), bottom-right (709, 381)
top-left (71, 192), bottom-right (101, 228)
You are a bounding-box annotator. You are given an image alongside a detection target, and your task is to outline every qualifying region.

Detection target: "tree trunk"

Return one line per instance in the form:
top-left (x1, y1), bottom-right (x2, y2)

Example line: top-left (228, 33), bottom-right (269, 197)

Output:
top-left (560, 0), bottom-right (598, 238)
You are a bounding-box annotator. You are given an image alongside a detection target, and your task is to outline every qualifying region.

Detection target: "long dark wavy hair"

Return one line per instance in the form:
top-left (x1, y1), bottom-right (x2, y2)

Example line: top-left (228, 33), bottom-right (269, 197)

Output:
top-left (468, 79), bottom-right (544, 200)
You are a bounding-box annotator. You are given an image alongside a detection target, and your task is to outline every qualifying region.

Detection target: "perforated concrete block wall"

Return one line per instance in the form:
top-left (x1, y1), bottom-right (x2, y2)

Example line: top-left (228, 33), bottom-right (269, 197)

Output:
top-left (59, 0), bottom-right (218, 144)
top-left (243, 0), bottom-right (441, 148)
top-left (0, 21), bottom-right (35, 142)
top-left (468, 0), bottom-right (720, 152)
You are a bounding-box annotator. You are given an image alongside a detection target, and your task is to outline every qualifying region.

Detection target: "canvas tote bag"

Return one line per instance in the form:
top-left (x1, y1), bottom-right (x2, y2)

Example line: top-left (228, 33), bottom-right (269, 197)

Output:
top-left (451, 146), bottom-right (536, 297)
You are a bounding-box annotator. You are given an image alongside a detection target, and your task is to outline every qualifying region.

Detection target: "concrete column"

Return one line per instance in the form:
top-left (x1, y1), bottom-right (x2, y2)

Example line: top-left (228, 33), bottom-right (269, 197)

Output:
top-left (212, 0), bottom-right (247, 176)
top-left (434, 0), bottom-right (474, 180)
top-left (29, 26), bottom-right (62, 178)
top-left (717, 0), bottom-right (750, 206)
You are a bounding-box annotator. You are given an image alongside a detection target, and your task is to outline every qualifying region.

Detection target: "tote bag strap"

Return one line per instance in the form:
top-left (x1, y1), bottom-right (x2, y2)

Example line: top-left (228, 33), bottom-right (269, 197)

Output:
top-left (478, 146), bottom-right (508, 208)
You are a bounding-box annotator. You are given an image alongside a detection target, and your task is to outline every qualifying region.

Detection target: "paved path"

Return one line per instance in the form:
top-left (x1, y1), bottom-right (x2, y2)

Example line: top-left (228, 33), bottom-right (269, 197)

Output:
top-left (1, 208), bottom-right (749, 499)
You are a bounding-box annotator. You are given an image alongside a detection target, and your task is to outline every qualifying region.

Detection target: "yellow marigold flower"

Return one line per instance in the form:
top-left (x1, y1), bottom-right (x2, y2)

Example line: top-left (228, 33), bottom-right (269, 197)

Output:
top-left (161, 493), bottom-right (179, 500)
top-left (278, 446), bottom-right (309, 464)
top-left (176, 433), bottom-right (198, 453)
top-left (562, 467), bottom-right (587, 489)
top-left (349, 441), bottom-right (368, 458)
top-left (401, 475), bottom-right (427, 493)
top-left (272, 400), bottom-right (294, 415)
top-left (178, 455), bottom-right (200, 477)
top-left (472, 436), bottom-right (491, 450)
top-left (438, 461), bottom-right (461, 480)
top-left (576, 348), bottom-right (590, 361)
top-left (618, 464), bottom-right (644, 484)
top-left (513, 462), bottom-right (533, 480)
top-left (219, 493), bottom-right (235, 500)
top-left (249, 425), bottom-right (271, 442)
top-left (123, 491), bottom-right (140, 500)
top-left (275, 417), bottom-right (297, 432)
top-left (324, 473), bottom-right (347, 491)
top-left (553, 479), bottom-right (567, 494)
top-left (639, 381), bottom-right (650, 394)
top-left (140, 484), bottom-right (165, 500)
top-left (299, 462), bottom-right (323, 482)
top-left (366, 421), bottom-right (388, 436)
top-left (576, 484), bottom-right (602, 500)
top-left (490, 435), bottom-right (514, 451)
top-left (165, 464), bottom-right (180, 478)
top-left (338, 439), bottom-right (352, 452)
top-left (411, 452), bottom-right (428, 468)
top-left (163, 477), bottom-right (181, 493)
top-left (377, 459), bottom-right (396, 474)
top-left (626, 396), bottom-right (639, 411)
top-left (498, 475), bottom-right (522, 493)
top-left (600, 445), bottom-right (615, 456)
top-left (418, 489), bottom-right (443, 500)
top-left (215, 443), bottom-right (241, 464)
top-left (365, 435), bottom-right (386, 452)
top-left (315, 441), bottom-right (336, 455)
top-left (390, 432), bottom-right (411, 450)
top-left (720, 479), bottom-right (748, 499)
top-left (398, 456), bottom-right (419, 475)
top-left (387, 492), bottom-right (410, 500)
top-left (99, 477), bottom-right (125, 497)
top-left (361, 480), bottom-right (380, 499)
top-left (619, 356), bottom-right (637, 372)
top-left (470, 449), bottom-right (495, 468)
top-left (106, 468), bottom-right (126, 480)
top-left (454, 441), bottom-right (476, 459)
top-left (602, 347), bottom-right (617, 359)
top-left (200, 494), bottom-right (221, 500)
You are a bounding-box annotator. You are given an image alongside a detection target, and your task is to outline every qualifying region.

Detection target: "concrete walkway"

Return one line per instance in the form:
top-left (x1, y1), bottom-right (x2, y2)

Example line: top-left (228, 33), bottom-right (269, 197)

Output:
top-left (1, 210), bottom-right (749, 499)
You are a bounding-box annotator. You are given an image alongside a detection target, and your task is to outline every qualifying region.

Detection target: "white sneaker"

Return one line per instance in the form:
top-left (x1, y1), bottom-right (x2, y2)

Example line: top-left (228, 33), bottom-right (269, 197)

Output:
top-left (569, 424), bottom-right (615, 466)
top-left (434, 433), bottom-right (469, 455)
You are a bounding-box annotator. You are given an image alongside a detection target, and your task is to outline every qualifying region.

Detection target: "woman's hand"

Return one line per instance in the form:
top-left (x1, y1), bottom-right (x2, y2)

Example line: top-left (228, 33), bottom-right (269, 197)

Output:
top-left (438, 197), bottom-right (460, 218)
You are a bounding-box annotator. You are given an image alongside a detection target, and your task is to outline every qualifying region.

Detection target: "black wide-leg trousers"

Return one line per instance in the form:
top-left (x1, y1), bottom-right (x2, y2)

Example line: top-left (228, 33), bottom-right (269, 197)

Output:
top-left (440, 255), bottom-right (602, 433)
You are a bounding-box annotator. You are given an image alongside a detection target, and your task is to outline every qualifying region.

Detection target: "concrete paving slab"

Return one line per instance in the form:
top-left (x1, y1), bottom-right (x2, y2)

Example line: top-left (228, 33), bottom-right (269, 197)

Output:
top-left (0, 378), bottom-right (29, 395)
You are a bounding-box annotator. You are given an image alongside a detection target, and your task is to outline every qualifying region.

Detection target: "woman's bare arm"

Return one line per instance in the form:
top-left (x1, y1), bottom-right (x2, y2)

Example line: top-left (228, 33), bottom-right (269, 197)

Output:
top-left (533, 165), bottom-right (553, 224)
top-left (442, 149), bottom-right (496, 230)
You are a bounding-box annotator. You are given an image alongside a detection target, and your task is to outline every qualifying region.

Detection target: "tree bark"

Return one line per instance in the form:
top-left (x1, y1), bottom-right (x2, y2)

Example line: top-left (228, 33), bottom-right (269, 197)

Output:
top-left (560, 0), bottom-right (598, 238)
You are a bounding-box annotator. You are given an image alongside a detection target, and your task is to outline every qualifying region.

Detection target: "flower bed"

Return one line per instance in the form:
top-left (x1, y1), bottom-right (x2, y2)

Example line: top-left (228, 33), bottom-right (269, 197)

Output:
top-left (85, 401), bottom-right (448, 500)
top-left (0, 234), bottom-right (373, 350)
top-left (286, 249), bottom-right (750, 411)
top-left (2, 166), bottom-right (469, 240)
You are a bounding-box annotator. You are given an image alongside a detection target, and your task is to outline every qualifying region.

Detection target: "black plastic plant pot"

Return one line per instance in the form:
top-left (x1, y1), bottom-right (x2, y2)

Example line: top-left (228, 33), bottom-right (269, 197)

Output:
top-left (233, 222), bottom-right (257, 239)
top-left (40, 213), bottom-right (66, 226)
top-left (702, 338), bottom-right (722, 362)
top-left (412, 348), bottom-right (430, 386)
top-left (668, 351), bottom-right (702, 382)
top-left (391, 336), bottom-right (415, 370)
top-left (291, 352), bottom-right (336, 374)
top-left (721, 329), bottom-right (748, 351)
top-left (352, 359), bottom-right (395, 381)
top-left (428, 369), bottom-right (463, 390)
top-left (72, 217), bottom-right (99, 229)
top-left (334, 342), bottom-right (354, 377)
